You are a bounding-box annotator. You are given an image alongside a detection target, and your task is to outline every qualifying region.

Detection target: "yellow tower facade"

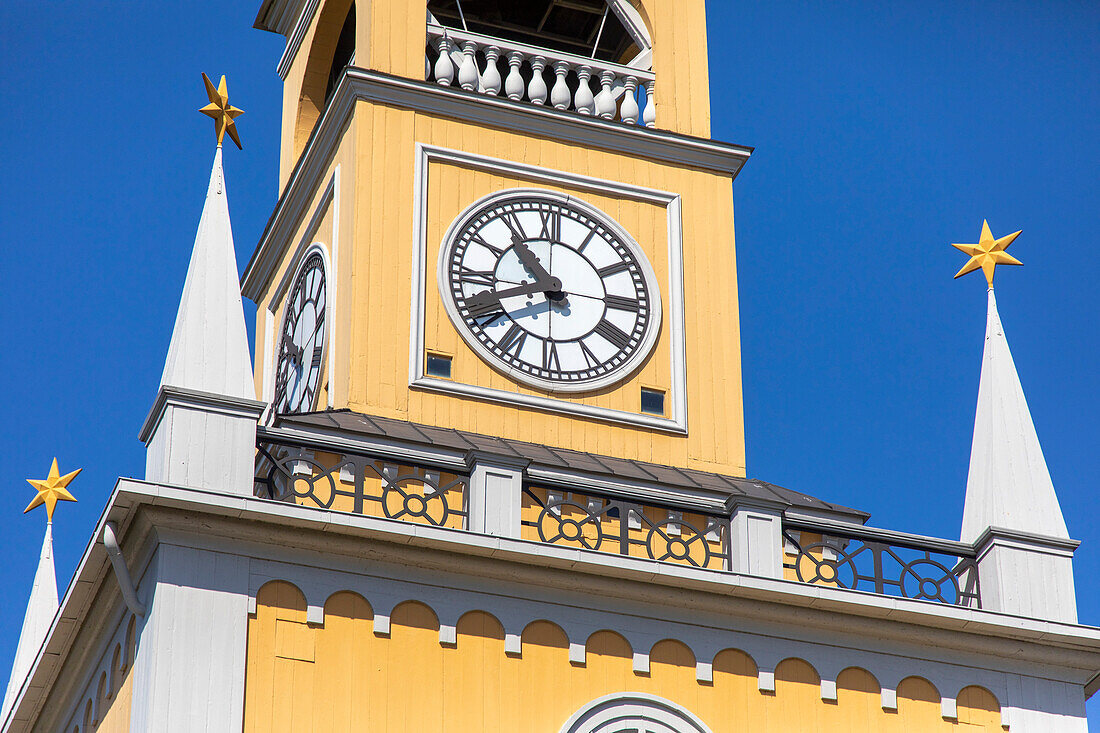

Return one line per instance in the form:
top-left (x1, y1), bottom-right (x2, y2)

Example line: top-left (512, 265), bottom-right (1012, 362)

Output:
top-left (244, 0), bottom-right (750, 475)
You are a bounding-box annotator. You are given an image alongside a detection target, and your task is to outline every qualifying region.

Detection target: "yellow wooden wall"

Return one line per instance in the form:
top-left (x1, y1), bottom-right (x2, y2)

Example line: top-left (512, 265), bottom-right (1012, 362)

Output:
top-left (276, 0), bottom-right (714, 181)
top-left (70, 615), bottom-right (137, 733)
top-left (243, 581), bottom-right (1003, 732)
top-left (256, 97), bottom-right (747, 475)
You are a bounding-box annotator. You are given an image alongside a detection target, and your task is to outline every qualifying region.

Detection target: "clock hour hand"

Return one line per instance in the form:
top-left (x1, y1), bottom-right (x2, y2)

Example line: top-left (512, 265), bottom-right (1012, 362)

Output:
top-left (466, 280), bottom-right (549, 308)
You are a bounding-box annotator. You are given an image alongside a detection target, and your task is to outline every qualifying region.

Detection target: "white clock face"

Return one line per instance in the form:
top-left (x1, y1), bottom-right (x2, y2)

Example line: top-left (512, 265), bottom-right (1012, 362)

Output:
top-left (438, 189), bottom-right (662, 392)
top-left (274, 251), bottom-right (326, 413)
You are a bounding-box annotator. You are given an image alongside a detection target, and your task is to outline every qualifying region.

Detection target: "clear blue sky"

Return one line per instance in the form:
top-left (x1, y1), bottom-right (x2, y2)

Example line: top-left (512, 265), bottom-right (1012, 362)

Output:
top-left (1, 0), bottom-right (1097, 722)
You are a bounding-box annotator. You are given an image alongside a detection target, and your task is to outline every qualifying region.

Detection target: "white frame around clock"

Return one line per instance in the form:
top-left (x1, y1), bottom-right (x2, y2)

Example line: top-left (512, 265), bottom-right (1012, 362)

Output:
top-left (436, 187), bottom-right (663, 394)
top-left (410, 143), bottom-right (688, 434)
top-left (271, 241), bottom-right (332, 415)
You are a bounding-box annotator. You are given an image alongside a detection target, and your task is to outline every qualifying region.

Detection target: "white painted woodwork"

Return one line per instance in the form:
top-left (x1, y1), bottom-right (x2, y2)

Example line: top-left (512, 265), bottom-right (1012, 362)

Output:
top-left (1, 524), bottom-right (58, 722)
top-left (504, 52), bottom-right (525, 100)
top-left (128, 544), bottom-right (250, 733)
top-left (961, 288), bottom-right (1070, 543)
top-left (481, 46), bottom-right (502, 96)
top-left (425, 24), bottom-right (654, 126)
top-left (158, 147), bottom-right (254, 402)
top-left (959, 288), bottom-right (1078, 622)
top-left (141, 147), bottom-right (264, 495)
top-left (729, 503), bottom-right (784, 578)
top-left (466, 454), bottom-right (525, 538)
top-left (433, 36), bottom-right (454, 86)
top-left (974, 527), bottom-right (1079, 623)
top-left (458, 41), bottom-right (479, 92)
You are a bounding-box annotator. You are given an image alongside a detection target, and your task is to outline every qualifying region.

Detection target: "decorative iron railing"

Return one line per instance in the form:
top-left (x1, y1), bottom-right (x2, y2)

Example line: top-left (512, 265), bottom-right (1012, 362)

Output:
top-left (782, 517), bottom-right (980, 608)
top-left (521, 485), bottom-right (728, 570)
top-left (425, 23), bottom-right (655, 126)
top-left (255, 440), bottom-right (468, 529)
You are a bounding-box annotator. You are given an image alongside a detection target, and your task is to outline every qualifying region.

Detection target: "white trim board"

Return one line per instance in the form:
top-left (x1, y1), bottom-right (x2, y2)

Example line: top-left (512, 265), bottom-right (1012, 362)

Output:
top-left (409, 143), bottom-right (688, 434)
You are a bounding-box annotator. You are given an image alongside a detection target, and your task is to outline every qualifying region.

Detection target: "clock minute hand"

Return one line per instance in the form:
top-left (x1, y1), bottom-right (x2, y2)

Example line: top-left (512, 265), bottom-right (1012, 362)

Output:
top-left (512, 237), bottom-right (561, 292)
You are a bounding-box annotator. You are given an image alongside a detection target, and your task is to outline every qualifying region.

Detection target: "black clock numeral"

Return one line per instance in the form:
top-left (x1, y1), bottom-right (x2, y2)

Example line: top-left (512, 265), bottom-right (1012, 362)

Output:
top-left (543, 340), bottom-right (561, 372)
top-left (593, 319), bottom-right (631, 350)
top-left (311, 346), bottom-right (323, 369)
top-left (471, 234), bottom-right (506, 258)
top-left (498, 322), bottom-right (527, 356)
top-left (537, 208), bottom-right (561, 242)
top-left (500, 211), bottom-right (527, 243)
top-left (604, 295), bottom-right (640, 313)
top-left (577, 227), bottom-right (598, 253)
top-left (457, 265), bottom-right (496, 288)
top-left (598, 261), bottom-right (632, 278)
top-left (579, 339), bottom-right (601, 369)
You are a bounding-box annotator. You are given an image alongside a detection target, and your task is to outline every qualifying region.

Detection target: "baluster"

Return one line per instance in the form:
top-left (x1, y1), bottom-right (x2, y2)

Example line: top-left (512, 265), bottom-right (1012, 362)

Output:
top-left (481, 46), bottom-right (502, 95)
top-left (425, 52), bottom-right (431, 81)
top-left (595, 70), bottom-right (616, 119)
top-left (621, 76), bottom-right (640, 124)
top-left (574, 66), bottom-right (595, 115)
top-left (458, 41), bottom-right (479, 92)
top-left (504, 51), bottom-right (525, 101)
top-left (433, 36), bottom-right (454, 87)
top-left (550, 61), bottom-right (571, 110)
top-left (528, 56), bottom-right (548, 105)
top-left (642, 80), bottom-right (656, 127)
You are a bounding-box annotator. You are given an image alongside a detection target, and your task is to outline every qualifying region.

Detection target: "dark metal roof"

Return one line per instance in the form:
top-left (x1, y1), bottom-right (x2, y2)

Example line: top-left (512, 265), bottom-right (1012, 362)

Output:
top-left (273, 409), bottom-right (870, 521)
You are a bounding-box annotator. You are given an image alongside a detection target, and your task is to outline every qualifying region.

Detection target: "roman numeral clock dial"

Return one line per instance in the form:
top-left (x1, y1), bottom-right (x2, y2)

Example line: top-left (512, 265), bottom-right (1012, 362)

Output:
top-left (274, 251), bottom-right (327, 413)
top-left (438, 190), bottom-right (662, 393)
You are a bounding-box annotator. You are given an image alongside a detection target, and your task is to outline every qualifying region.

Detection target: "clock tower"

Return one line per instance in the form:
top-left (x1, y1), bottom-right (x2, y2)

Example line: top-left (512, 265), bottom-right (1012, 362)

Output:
top-left (244, 0), bottom-right (751, 475)
top-left (7, 3), bottom-right (1096, 733)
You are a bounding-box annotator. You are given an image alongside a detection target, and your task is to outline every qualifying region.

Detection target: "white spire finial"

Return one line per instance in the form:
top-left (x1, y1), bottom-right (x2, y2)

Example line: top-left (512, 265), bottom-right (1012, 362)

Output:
top-left (959, 288), bottom-right (1069, 542)
top-left (158, 146), bottom-right (254, 398)
top-left (2, 524), bottom-right (59, 721)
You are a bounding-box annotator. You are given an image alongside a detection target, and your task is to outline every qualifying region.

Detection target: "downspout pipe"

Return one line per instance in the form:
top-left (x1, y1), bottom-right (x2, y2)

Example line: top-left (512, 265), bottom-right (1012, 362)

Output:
top-left (102, 522), bottom-right (146, 617)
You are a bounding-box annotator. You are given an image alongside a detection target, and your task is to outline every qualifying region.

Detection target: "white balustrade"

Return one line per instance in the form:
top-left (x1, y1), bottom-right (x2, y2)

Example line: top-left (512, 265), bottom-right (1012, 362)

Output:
top-left (425, 24), bottom-right (655, 127)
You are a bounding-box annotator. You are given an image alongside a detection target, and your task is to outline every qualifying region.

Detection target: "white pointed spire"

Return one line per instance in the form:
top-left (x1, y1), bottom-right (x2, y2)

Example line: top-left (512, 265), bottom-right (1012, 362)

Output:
top-left (159, 146), bottom-right (254, 399)
top-left (960, 288), bottom-right (1069, 543)
top-left (2, 524), bottom-right (59, 720)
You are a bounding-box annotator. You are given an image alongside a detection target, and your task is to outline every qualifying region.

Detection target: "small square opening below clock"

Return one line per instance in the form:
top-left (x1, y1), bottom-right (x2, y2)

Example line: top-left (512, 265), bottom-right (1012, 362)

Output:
top-left (641, 388), bottom-right (665, 416)
top-left (426, 353), bottom-right (452, 379)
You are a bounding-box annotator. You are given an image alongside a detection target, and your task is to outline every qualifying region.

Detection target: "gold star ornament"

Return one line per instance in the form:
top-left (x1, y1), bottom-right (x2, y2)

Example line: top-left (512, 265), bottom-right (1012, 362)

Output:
top-left (952, 220), bottom-right (1023, 286)
top-left (199, 72), bottom-right (244, 150)
top-left (25, 458), bottom-right (80, 522)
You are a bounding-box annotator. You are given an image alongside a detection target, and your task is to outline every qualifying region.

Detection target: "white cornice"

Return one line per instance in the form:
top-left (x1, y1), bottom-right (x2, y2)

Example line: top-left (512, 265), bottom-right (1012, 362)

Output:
top-left (7, 477), bottom-right (1100, 731)
top-left (241, 68), bottom-right (752, 301)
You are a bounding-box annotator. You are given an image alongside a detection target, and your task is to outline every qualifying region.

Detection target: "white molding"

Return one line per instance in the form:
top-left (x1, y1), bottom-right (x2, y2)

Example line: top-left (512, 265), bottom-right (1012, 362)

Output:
top-left (241, 68), bottom-right (752, 301)
top-left (275, 0), bottom-right (321, 80)
top-left (560, 692), bottom-right (714, 733)
top-left (409, 143), bottom-right (688, 432)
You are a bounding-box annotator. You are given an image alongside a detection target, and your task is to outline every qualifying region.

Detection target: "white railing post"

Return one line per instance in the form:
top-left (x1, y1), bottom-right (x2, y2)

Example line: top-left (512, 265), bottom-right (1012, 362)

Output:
top-left (458, 41), bottom-right (479, 92)
top-left (481, 45), bottom-right (502, 95)
top-left (550, 60), bottom-right (571, 110)
top-left (505, 51), bottom-right (525, 101)
top-left (433, 35), bottom-right (454, 86)
top-left (528, 56), bottom-right (548, 105)
top-left (595, 70), bottom-right (616, 119)
top-left (643, 80), bottom-right (656, 127)
top-left (621, 76), bottom-right (639, 124)
top-left (729, 501), bottom-right (784, 578)
top-left (575, 66), bottom-right (595, 115)
top-left (466, 452), bottom-right (527, 538)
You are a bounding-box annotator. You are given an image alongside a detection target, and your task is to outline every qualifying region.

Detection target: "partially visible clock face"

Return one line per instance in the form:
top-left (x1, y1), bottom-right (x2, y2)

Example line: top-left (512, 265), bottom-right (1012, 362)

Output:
top-left (274, 251), bottom-right (327, 413)
top-left (438, 190), bottom-right (662, 392)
